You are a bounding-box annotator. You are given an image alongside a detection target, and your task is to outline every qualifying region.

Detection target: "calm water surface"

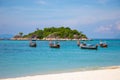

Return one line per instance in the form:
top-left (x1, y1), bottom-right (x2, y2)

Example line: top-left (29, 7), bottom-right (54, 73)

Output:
top-left (0, 40), bottom-right (120, 78)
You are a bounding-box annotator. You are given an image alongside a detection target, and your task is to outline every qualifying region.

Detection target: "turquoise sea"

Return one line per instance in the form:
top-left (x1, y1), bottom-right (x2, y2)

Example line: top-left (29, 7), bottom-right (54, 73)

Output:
top-left (0, 39), bottom-right (120, 78)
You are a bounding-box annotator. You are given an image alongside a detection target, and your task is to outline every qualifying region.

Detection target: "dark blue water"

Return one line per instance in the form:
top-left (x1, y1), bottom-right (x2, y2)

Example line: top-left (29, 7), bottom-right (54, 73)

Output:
top-left (0, 40), bottom-right (120, 78)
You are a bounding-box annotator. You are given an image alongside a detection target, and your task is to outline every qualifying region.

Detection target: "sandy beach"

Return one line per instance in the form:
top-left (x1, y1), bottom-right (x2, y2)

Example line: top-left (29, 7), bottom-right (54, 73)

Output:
top-left (1, 67), bottom-right (120, 80)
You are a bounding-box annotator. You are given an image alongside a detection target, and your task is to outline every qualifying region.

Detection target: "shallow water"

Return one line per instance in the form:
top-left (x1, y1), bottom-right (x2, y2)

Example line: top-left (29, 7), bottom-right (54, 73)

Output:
top-left (0, 39), bottom-right (120, 78)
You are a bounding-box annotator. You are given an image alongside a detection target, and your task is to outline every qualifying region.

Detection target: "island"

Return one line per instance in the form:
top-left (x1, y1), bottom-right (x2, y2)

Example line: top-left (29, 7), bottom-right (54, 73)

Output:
top-left (11, 27), bottom-right (87, 40)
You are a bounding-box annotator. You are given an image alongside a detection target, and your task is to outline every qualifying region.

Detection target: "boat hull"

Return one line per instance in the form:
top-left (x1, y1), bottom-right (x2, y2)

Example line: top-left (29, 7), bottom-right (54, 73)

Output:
top-left (100, 44), bottom-right (108, 48)
top-left (50, 44), bottom-right (60, 48)
top-left (80, 45), bottom-right (98, 50)
top-left (29, 42), bottom-right (37, 47)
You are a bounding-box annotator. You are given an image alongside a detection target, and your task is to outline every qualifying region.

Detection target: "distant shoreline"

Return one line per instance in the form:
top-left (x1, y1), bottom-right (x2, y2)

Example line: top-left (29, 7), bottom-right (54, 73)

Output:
top-left (1, 38), bottom-right (90, 41)
top-left (1, 38), bottom-right (120, 41)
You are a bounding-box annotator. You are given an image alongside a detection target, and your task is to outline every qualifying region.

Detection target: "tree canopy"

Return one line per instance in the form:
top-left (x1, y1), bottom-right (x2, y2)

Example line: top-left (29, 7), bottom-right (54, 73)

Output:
top-left (23, 27), bottom-right (87, 39)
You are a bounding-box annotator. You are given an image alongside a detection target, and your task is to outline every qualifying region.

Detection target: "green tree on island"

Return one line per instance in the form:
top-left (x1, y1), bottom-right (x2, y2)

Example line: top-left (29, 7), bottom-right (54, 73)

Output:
top-left (19, 32), bottom-right (23, 37)
top-left (23, 27), bottom-right (87, 39)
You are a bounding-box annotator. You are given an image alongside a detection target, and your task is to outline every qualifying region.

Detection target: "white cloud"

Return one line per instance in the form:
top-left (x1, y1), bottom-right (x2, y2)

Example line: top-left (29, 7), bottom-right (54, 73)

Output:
top-left (96, 25), bottom-right (112, 33)
top-left (95, 21), bottom-right (120, 35)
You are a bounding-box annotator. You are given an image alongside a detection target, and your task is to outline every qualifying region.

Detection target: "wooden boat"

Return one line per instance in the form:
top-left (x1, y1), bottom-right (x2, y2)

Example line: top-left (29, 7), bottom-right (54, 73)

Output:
top-left (80, 44), bottom-right (98, 50)
top-left (49, 44), bottom-right (60, 48)
top-left (49, 41), bottom-right (60, 48)
top-left (100, 43), bottom-right (107, 48)
top-left (100, 41), bottom-right (108, 48)
top-left (29, 40), bottom-right (37, 47)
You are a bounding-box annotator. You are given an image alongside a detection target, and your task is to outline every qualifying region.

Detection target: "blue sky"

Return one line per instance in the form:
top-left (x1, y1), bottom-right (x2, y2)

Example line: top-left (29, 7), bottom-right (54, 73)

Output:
top-left (0, 0), bottom-right (120, 38)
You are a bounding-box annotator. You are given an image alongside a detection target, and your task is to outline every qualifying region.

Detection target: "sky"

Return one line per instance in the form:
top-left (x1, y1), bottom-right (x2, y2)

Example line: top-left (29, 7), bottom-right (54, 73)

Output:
top-left (0, 0), bottom-right (120, 39)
